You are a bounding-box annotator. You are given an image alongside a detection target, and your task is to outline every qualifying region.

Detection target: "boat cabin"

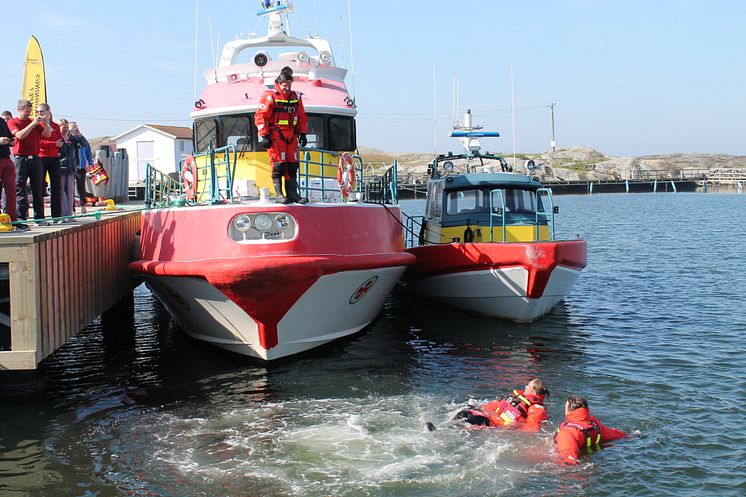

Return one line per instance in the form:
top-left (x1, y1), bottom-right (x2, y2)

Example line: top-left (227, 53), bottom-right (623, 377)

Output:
top-left (420, 172), bottom-right (556, 244)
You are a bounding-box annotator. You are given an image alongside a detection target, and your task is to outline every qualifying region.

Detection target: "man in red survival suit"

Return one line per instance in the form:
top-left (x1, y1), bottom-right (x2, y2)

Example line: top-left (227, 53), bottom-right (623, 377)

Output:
top-left (254, 66), bottom-right (309, 204)
top-left (554, 394), bottom-right (627, 465)
top-left (454, 378), bottom-right (549, 432)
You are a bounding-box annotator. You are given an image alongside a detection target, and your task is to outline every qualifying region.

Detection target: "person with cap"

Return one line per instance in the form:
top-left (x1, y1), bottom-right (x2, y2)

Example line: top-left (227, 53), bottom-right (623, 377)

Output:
top-left (554, 394), bottom-right (627, 465)
top-left (254, 66), bottom-right (309, 204)
top-left (454, 378), bottom-right (550, 432)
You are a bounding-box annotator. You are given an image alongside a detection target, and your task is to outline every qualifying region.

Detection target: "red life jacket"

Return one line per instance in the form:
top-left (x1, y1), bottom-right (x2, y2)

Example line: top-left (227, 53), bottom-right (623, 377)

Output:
top-left (271, 89), bottom-right (301, 137)
top-left (555, 419), bottom-right (602, 449)
top-left (496, 389), bottom-right (542, 425)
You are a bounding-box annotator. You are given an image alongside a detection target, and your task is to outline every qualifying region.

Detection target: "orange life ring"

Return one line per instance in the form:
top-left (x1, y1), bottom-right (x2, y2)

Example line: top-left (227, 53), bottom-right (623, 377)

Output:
top-left (182, 155), bottom-right (198, 201)
top-left (337, 152), bottom-right (356, 200)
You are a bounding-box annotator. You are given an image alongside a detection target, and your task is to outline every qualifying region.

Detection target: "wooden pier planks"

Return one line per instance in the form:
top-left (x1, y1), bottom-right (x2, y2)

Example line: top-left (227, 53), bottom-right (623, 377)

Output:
top-left (0, 211), bottom-right (141, 370)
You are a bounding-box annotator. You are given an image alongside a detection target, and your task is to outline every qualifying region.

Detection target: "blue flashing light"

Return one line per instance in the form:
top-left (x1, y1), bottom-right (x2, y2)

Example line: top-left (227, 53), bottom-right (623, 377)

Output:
top-left (449, 131), bottom-right (500, 138)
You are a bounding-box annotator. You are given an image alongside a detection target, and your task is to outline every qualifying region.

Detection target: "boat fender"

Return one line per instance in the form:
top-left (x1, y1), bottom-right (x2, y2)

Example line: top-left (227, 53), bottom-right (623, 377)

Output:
top-left (464, 221), bottom-right (474, 243)
top-left (182, 155), bottom-right (198, 201)
top-left (337, 152), bottom-right (356, 201)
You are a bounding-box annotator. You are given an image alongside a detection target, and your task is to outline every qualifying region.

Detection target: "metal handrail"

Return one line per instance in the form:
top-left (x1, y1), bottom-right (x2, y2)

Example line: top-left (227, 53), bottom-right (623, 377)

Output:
top-left (488, 189), bottom-right (506, 242)
top-left (299, 148), bottom-right (364, 202)
top-left (178, 143), bottom-right (237, 204)
top-left (145, 163), bottom-right (183, 208)
top-left (536, 188), bottom-right (555, 240)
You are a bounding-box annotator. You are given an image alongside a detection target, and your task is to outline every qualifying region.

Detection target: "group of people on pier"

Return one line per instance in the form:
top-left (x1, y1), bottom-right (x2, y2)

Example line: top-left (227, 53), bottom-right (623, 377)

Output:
top-left (0, 100), bottom-right (95, 228)
top-left (451, 378), bottom-right (628, 465)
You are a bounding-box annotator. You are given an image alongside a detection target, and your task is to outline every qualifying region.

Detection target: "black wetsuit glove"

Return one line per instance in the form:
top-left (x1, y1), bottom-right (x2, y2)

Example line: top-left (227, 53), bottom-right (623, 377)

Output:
top-left (261, 136), bottom-right (272, 148)
top-left (298, 134), bottom-right (307, 148)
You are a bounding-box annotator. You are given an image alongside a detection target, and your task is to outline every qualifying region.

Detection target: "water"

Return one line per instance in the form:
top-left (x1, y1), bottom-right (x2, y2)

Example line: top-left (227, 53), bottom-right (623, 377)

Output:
top-left (1, 193), bottom-right (746, 497)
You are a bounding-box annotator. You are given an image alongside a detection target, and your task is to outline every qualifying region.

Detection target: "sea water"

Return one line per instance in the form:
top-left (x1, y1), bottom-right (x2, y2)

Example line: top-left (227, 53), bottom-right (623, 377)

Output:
top-left (1, 193), bottom-right (745, 496)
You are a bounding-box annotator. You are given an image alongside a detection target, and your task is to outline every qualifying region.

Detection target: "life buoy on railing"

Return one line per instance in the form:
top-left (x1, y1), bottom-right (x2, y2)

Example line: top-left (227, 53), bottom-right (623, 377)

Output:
top-left (182, 155), bottom-right (198, 201)
top-left (337, 152), bottom-right (356, 201)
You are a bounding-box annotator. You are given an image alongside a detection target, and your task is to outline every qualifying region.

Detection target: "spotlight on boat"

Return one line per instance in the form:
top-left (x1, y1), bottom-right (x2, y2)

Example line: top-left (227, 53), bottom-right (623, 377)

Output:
top-left (297, 51), bottom-right (310, 64)
top-left (254, 213), bottom-right (273, 232)
top-left (319, 51), bottom-right (332, 65)
top-left (233, 214), bottom-right (252, 233)
top-left (274, 213), bottom-right (292, 231)
top-left (254, 51), bottom-right (270, 67)
top-left (443, 161), bottom-right (454, 172)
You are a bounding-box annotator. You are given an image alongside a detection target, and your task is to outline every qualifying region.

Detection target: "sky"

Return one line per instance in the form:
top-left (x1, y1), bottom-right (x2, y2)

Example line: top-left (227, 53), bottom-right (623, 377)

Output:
top-left (3, 0), bottom-right (745, 157)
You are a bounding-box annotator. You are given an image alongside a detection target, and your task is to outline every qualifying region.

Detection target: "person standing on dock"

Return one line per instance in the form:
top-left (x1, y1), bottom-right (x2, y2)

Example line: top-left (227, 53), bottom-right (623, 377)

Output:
top-left (57, 119), bottom-right (80, 218)
top-left (454, 378), bottom-right (550, 431)
top-left (0, 114), bottom-right (18, 221)
top-left (554, 395), bottom-right (627, 465)
top-left (254, 66), bottom-right (309, 204)
top-left (7, 99), bottom-right (52, 223)
top-left (69, 122), bottom-right (94, 211)
top-left (37, 103), bottom-right (63, 220)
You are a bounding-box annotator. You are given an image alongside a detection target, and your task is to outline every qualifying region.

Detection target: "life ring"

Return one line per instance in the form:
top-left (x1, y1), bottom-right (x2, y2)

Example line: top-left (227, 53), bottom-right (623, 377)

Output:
top-left (182, 155), bottom-right (198, 201)
top-left (337, 152), bottom-right (356, 201)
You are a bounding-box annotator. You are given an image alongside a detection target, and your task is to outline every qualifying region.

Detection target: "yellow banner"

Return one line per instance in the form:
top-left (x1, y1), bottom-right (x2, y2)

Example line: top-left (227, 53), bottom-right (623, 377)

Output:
top-left (21, 35), bottom-right (46, 118)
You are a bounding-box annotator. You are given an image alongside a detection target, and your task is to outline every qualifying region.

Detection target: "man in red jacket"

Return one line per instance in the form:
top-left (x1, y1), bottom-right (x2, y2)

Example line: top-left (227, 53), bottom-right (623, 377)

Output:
top-left (554, 395), bottom-right (627, 465)
top-left (455, 378), bottom-right (549, 432)
top-left (254, 66), bottom-right (308, 204)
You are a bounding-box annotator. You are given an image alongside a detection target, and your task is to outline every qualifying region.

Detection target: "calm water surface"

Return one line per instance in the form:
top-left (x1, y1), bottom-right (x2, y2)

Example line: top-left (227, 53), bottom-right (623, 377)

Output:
top-left (1, 193), bottom-right (745, 496)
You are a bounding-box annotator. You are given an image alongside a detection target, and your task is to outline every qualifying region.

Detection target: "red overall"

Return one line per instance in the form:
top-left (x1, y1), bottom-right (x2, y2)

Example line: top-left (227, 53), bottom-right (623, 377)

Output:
top-left (254, 83), bottom-right (308, 173)
top-left (479, 389), bottom-right (548, 431)
top-left (554, 407), bottom-right (627, 465)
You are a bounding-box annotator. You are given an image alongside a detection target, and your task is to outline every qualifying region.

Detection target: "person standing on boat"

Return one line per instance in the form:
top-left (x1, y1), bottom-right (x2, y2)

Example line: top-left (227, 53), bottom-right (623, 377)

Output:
top-left (554, 395), bottom-right (627, 465)
top-left (254, 66), bottom-right (309, 204)
top-left (37, 103), bottom-right (63, 220)
top-left (7, 99), bottom-right (52, 223)
top-left (454, 378), bottom-right (550, 431)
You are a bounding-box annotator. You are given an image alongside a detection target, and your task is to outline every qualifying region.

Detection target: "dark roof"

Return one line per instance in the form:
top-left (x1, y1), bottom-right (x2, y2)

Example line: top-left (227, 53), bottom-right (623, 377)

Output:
top-left (146, 124), bottom-right (193, 140)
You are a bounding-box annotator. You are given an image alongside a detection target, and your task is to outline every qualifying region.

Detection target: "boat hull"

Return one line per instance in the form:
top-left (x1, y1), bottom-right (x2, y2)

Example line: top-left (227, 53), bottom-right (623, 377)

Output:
top-left (404, 240), bottom-right (587, 322)
top-left (130, 203), bottom-right (415, 360)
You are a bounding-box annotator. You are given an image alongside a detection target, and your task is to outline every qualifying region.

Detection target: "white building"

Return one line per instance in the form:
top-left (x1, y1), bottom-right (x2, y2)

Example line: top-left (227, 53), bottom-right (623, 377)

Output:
top-left (111, 124), bottom-right (193, 185)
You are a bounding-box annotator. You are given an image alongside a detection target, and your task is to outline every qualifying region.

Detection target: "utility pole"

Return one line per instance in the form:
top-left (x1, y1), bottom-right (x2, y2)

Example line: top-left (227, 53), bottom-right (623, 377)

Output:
top-left (550, 102), bottom-right (557, 152)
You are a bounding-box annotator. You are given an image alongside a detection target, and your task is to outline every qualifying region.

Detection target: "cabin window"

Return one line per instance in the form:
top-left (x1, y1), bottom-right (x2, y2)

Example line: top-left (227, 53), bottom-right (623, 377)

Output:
top-left (306, 115), bottom-right (324, 148)
top-left (446, 189), bottom-right (487, 215)
top-left (504, 189), bottom-right (537, 214)
top-left (327, 116), bottom-right (356, 151)
top-left (194, 118), bottom-right (217, 153)
top-left (220, 115), bottom-right (253, 152)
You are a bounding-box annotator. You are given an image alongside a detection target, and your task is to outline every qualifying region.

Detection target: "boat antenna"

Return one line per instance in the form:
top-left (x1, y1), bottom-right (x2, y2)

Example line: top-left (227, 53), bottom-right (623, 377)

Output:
top-left (510, 62), bottom-right (516, 168)
top-left (347, 0), bottom-right (357, 102)
top-left (433, 61), bottom-right (437, 155)
top-left (193, 0), bottom-right (199, 100)
top-left (339, 16), bottom-right (346, 67)
top-left (208, 16), bottom-right (218, 82)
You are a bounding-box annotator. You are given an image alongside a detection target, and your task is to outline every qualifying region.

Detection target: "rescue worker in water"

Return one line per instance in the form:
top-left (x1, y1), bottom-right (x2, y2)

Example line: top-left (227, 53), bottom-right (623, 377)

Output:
top-left (554, 394), bottom-right (627, 465)
top-left (454, 378), bottom-right (549, 431)
top-left (254, 66), bottom-right (309, 204)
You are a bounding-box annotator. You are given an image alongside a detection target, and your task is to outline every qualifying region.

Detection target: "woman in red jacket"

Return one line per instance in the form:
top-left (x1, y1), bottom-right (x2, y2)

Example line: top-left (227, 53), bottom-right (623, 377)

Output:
top-left (554, 395), bottom-right (627, 465)
top-left (455, 378), bottom-right (549, 432)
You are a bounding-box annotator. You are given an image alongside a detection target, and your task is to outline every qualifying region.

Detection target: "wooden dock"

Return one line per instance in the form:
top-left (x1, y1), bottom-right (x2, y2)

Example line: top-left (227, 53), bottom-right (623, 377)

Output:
top-left (0, 211), bottom-right (141, 370)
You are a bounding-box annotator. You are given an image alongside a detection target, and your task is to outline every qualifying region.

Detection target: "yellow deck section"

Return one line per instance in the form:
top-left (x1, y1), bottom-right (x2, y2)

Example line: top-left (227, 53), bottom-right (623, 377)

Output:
top-left (436, 224), bottom-right (551, 243)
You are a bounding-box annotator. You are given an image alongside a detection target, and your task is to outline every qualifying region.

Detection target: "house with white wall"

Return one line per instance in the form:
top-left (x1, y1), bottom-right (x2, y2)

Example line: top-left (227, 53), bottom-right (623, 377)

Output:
top-left (111, 124), bottom-right (193, 185)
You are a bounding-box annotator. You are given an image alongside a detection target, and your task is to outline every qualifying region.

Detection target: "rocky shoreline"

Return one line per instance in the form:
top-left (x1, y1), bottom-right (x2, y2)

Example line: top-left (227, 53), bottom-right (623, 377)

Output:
top-left (360, 146), bottom-right (746, 183)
